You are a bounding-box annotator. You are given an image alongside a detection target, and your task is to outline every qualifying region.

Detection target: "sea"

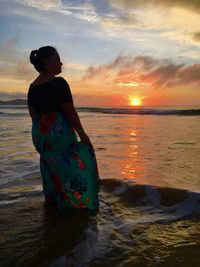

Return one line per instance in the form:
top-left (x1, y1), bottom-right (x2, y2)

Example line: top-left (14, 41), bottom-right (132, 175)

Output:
top-left (0, 105), bottom-right (200, 267)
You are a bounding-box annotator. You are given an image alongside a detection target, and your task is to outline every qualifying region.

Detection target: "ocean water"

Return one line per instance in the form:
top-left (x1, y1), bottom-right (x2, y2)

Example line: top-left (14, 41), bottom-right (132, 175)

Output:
top-left (0, 105), bottom-right (200, 267)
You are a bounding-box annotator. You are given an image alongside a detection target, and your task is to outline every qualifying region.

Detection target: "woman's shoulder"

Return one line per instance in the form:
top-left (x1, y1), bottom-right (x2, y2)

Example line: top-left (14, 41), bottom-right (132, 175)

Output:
top-left (56, 76), bottom-right (69, 85)
top-left (29, 77), bottom-right (70, 93)
top-left (30, 76), bottom-right (64, 87)
top-left (56, 77), bottom-right (70, 90)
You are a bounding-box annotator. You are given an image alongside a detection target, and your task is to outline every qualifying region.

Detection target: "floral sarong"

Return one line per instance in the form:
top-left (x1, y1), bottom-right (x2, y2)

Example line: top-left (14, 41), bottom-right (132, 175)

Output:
top-left (32, 112), bottom-right (99, 213)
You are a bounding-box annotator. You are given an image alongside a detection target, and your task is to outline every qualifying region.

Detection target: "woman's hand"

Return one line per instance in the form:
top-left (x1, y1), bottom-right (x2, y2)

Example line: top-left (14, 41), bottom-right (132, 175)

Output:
top-left (62, 102), bottom-right (93, 146)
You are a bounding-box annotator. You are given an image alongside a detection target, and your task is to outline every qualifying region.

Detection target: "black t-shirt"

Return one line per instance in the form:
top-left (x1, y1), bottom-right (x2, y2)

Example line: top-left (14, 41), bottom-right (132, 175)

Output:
top-left (27, 77), bottom-right (73, 114)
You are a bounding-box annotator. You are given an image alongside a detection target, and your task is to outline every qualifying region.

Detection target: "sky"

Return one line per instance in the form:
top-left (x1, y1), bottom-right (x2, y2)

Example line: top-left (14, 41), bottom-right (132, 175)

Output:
top-left (0, 0), bottom-right (200, 106)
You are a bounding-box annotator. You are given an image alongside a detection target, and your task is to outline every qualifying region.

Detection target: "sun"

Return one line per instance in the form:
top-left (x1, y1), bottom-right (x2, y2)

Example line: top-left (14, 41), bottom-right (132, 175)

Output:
top-left (129, 96), bottom-right (142, 106)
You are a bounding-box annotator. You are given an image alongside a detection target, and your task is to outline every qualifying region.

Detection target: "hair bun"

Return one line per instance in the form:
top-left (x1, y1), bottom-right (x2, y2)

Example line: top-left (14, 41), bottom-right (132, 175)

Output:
top-left (29, 49), bottom-right (38, 65)
top-left (29, 46), bottom-right (57, 72)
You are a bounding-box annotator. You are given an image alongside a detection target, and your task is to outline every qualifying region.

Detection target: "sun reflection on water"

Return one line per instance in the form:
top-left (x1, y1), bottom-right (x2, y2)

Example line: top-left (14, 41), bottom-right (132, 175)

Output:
top-left (121, 130), bottom-right (145, 182)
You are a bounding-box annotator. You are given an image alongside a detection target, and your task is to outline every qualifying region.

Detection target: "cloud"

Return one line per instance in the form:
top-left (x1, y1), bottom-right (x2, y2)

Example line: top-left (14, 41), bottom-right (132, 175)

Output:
top-left (0, 36), bottom-right (20, 63)
top-left (5, 0), bottom-right (200, 51)
top-left (106, 0), bottom-right (200, 46)
top-left (73, 92), bottom-right (127, 106)
top-left (0, 37), bottom-right (35, 82)
top-left (109, 0), bottom-right (200, 13)
top-left (14, 0), bottom-right (62, 11)
top-left (13, 0), bottom-right (200, 18)
top-left (83, 54), bottom-right (200, 89)
top-left (61, 1), bottom-right (100, 23)
top-left (13, 0), bottom-right (100, 24)
top-left (178, 64), bottom-right (200, 84)
top-left (193, 32), bottom-right (200, 42)
top-left (179, 50), bottom-right (200, 60)
top-left (100, 12), bottom-right (138, 28)
top-left (15, 0), bottom-right (136, 28)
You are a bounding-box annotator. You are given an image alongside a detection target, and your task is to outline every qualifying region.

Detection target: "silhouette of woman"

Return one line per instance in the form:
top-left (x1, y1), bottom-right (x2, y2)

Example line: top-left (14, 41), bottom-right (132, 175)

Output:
top-left (28, 46), bottom-right (99, 214)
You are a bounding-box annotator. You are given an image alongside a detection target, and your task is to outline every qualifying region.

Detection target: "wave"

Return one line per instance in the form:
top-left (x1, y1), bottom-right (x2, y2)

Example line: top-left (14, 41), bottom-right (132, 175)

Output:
top-left (49, 179), bottom-right (200, 267)
top-left (0, 185), bottom-right (42, 206)
top-left (77, 107), bottom-right (200, 116)
top-left (1, 178), bottom-right (200, 219)
top-left (0, 111), bottom-right (27, 116)
top-left (0, 105), bottom-right (27, 109)
top-left (1, 178), bottom-right (199, 267)
top-left (101, 179), bottom-right (200, 218)
top-left (1, 106), bottom-right (200, 116)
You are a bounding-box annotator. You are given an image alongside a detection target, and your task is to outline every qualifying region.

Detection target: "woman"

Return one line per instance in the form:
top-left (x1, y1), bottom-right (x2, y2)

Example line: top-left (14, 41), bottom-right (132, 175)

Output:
top-left (28, 46), bottom-right (99, 214)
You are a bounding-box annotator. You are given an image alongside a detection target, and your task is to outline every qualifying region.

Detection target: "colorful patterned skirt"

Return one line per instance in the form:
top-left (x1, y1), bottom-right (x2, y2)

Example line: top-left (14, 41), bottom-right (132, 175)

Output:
top-left (32, 112), bottom-right (99, 214)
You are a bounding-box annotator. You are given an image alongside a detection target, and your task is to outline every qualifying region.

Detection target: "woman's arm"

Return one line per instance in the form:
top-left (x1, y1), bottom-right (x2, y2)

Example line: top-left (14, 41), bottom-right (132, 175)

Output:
top-left (61, 102), bottom-right (92, 145)
top-left (28, 106), bottom-right (36, 121)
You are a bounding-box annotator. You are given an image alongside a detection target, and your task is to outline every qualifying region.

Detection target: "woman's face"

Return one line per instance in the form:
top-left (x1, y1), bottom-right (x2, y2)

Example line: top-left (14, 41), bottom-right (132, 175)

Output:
top-left (43, 52), bottom-right (63, 75)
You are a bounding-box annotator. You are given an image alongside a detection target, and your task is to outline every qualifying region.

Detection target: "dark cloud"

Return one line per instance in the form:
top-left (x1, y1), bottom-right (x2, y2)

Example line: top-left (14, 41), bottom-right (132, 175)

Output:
top-left (83, 54), bottom-right (200, 89)
top-left (193, 32), bottom-right (200, 41)
top-left (140, 63), bottom-right (183, 88)
top-left (83, 55), bottom-right (156, 80)
top-left (178, 64), bottom-right (200, 84)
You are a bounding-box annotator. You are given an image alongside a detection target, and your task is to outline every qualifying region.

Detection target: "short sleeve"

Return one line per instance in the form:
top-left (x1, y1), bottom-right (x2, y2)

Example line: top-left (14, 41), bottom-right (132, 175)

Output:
top-left (58, 77), bottom-right (73, 103)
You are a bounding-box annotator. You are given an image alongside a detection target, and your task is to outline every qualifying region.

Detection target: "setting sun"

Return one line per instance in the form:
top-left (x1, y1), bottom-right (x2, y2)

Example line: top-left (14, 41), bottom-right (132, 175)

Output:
top-left (129, 96), bottom-right (143, 106)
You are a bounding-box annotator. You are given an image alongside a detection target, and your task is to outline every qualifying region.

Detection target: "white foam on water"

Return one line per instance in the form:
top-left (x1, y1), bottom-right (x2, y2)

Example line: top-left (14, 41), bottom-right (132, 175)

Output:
top-left (114, 182), bottom-right (129, 195)
top-left (48, 221), bottom-right (113, 267)
top-left (0, 197), bottom-right (27, 206)
top-left (48, 188), bottom-right (200, 267)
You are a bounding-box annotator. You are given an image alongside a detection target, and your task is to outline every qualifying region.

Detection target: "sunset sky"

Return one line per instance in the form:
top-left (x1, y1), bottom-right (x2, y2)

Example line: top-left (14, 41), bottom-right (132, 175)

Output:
top-left (1, 0), bottom-right (200, 106)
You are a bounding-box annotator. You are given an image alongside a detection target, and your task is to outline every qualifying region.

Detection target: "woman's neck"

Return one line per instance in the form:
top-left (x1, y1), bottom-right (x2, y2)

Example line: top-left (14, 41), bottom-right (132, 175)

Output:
top-left (32, 72), bottom-right (56, 86)
top-left (39, 72), bottom-right (55, 80)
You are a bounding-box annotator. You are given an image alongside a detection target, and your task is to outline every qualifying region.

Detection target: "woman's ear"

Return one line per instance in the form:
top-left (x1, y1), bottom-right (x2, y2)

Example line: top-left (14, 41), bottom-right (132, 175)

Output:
top-left (42, 58), bottom-right (49, 70)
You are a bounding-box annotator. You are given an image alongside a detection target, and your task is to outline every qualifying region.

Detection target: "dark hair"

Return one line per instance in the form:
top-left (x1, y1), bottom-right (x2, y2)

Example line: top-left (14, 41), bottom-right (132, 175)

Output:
top-left (29, 46), bottom-right (57, 72)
